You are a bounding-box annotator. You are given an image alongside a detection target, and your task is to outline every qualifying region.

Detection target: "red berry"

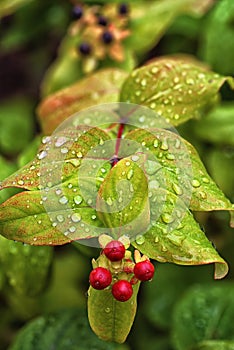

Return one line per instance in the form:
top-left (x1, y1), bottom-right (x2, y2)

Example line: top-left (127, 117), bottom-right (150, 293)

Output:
top-left (89, 267), bottom-right (112, 290)
top-left (133, 260), bottom-right (155, 281)
top-left (112, 280), bottom-right (133, 302)
top-left (104, 240), bottom-right (125, 262)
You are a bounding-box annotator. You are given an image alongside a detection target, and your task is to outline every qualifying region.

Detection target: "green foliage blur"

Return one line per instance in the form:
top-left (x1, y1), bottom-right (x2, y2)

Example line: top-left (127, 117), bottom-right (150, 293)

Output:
top-left (0, 0), bottom-right (234, 349)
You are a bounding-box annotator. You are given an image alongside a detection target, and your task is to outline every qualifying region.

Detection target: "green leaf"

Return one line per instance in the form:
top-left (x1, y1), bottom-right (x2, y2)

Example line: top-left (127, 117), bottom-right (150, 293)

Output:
top-left (120, 56), bottom-right (234, 126)
top-left (193, 103), bottom-right (234, 146)
top-left (199, 0), bottom-right (234, 75)
top-left (125, 129), bottom-right (233, 213)
top-left (9, 308), bottom-right (129, 350)
top-left (132, 188), bottom-right (228, 279)
top-left (0, 96), bottom-right (34, 155)
top-left (172, 283), bottom-right (234, 350)
top-left (127, 0), bottom-right (215, 56)
top-left (0, 235), bottom-right (52, 296)
top-left (97, 157), bottom-right (150, 238)
top-left (0, 156), bottom-right (18, 204)
top-left (144, 264), bottom-right (213, 330)
top-left (205, 148), bottom-right (234, 202)
top-left (194, 340), bottom-right (234, 350)
top-left (38, 68), bottom-right (128, 134)
top-left (0, 127), bottom-right (111, 245)
top-left (88, 284), bottom-right (140, 343)
top-left (0, 0), bottom-right (35, 17)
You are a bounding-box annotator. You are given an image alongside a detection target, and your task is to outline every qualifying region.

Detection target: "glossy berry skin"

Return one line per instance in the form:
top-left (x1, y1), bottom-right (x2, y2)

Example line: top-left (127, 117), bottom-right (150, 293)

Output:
top-left (104, 240), bottom-right (125, 261)
top-left (89, 267), bottom-right (112, 290)
top-left (112, 280), bottom-right (133, 302)
top-left (133, 260), bottom-right (155, 281)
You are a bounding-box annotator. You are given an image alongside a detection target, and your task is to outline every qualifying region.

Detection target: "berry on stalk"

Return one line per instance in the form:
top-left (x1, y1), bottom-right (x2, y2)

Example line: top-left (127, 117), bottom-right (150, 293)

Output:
top-left (89, 267), bottom-right (112, 290)
top-left (133, 260), bottom-right (155, 281)
top-left (102, 31), bottom-right (114, 45)
top-left (78, 42), bottom-right (92, 55)
top-left (104, 240), bottom-right (125, 261)
top-left (72, 6), bottom-right (83, 20)
top-left (112, 280), bottom-right (133, 302)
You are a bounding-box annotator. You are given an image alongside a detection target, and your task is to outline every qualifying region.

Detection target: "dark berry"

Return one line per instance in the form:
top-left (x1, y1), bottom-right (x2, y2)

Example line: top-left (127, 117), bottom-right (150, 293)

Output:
top-left (89, 267), bottom-right (112, 290)
top-left (72, 6), bottom-right (83, 20)
top-left (98, 15), bottom-right (108, 26)
top-left (78, 42), bottom-right (92, 55)
top-left (104, 240), bottom-right (125, 261)
top-left (102, 31), bottom-right (113, 45)
top-left (112, 280), bottom-right (133, 302)
top-left (118, 3), bottom-right (129, 15)
top-left (133, 260), bottom-right (155, 281)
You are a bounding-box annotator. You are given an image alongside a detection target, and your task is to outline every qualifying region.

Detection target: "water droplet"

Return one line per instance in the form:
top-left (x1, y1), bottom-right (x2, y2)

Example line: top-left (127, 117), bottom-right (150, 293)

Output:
top-left (153, 139), bottom-right (159, 148)
top-left (68, 183), bottom-right (73, 189)
top-left (161, 213), bottom-right (174, 224)
top-left (131, 155), bottom-right (139, 162)
top-left (199, 191), bottom-right (207, 199)
top-left (37, 150), bottom-right (47, 160)
top-left (166, 153), bottom-right (175, 160)
top-left (167, 233), bottom-right (184, 246)
top-left (99, 138), bottom-right (104, 145)
top-left (202, 177), bottom-right (209, 183)
top-left (106, 197), bottom-right (113, 206)
top-left (161, 245), bottom-right (168, 252)
top-left (160, 140), bottom-right (169, 151)
top-left (127, 169), bottom-right (134, 180)
top-left (125, 161), bottom-right (130, 166)
top-left (151, 66), bottom-right (158, 74)
top-left (154, 236), bottom-right (159, 243)
top-left (192, 179), bottom-right (201, 188)
top-left (149, 180), bottom-right (159, 189)
top-left (55, 188), bottom-right (62, 195)
top-left (100, 168), bottom-right (106, 173)
top-left (141, 79), bottom-right (147, 87)
top-left (55, 136), bottom-right (68, 147)
top-left (172, 183), bottom-right (183, 195)
top-left (71, 213), bottom-right (81, 222)
top-left (61, 147), bottom-right (68, 154)
top-left (42, 136), bottom-right (51, 144)
top-left (57, 215), bottom-right (64, 222)
top-left (135, 234), bottom-right (145, 245)
top-left (135, 90), bottom-right (141, 96)
top-left (69, 226), bottom-right (76, 233)
top-left (91, 214), bottom-right (96, 220)
top-left (150, 102), bottom-right (156, 109)
top-left (105, 307), bottom-right (111, 313)
top-left (186, 78), bottom-right (195, 85)
top-left (59, 196), bottom-right (68, 205)
top-left (52, 222), bottom-right (57, 227)
top-left (77, 151), bottom-right (83, 158)
top-left (139, 115), bottom-right (145, 123)
top-left (17, 180), bottom-right (24, 185)
top-left (173, 77), bottom-right (179, 84)
top-left (74, 195), bottom-right (83, 205)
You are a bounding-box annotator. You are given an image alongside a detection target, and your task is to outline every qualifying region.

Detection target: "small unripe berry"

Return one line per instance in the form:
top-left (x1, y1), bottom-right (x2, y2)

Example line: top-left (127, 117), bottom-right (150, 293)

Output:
top-left (72, 6), bottom-right (83, 20)
top-left (78, 42), bottom-right (92, 55)
top-left (102, 31), bottom-right (113, 45)
top-left (89, 267), bottom-right (112, 290)
top-left (104, 240), bottom-right (125, 261)
top-left (112, 280), bottom-right (133, 302)
top-left (133, 260), bottom-right (155, 281)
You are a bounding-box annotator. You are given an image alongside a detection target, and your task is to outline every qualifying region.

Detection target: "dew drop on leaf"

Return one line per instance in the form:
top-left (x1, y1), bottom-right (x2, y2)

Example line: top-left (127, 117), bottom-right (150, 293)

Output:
top-left (74, 195), bottom-right (83, 205)
top-left (59, 196), bottom-right (69, 205)
top-left (71, 213), bottom-right (81, 222)
top-left (37, 150), bottom-right (47, 160)
top-left (192, 179), bottom-right (201, 188)
top-left (135, 234), bottom-right (145, 245)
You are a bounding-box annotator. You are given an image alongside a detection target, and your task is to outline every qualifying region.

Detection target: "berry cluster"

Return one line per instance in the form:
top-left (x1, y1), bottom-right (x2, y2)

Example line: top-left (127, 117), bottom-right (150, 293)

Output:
top-left (89, 240), bottom-right (155, 302)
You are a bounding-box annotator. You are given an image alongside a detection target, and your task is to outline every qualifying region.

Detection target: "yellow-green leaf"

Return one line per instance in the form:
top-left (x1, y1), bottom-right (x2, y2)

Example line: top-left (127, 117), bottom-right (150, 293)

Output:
top-left (88, 284), bottom-right (140, 343)
top-left (120, 56), bottom-right (234, 126)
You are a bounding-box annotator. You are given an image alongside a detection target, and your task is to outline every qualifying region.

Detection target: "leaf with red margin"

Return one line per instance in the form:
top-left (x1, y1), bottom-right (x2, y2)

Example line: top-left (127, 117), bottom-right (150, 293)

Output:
top-left (120, 56), bottom-right (234, 126)
top-left (37, 69), bottom-right (128, 135)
